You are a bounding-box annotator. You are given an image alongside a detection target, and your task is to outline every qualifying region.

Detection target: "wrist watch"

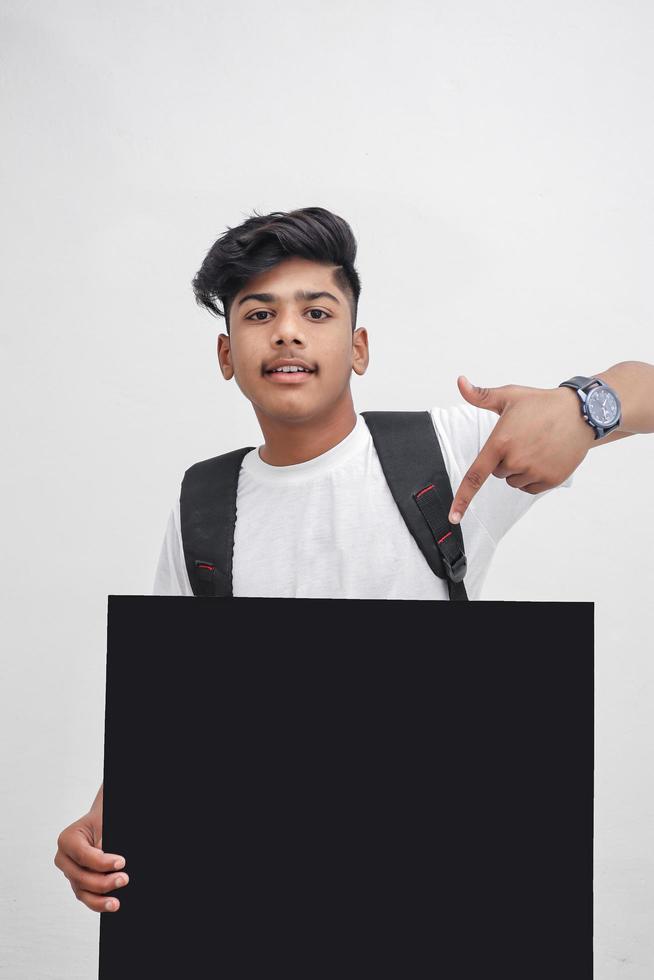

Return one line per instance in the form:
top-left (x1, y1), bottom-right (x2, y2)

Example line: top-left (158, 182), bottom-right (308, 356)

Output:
top-left (558, 375), bottom-right (622, 440)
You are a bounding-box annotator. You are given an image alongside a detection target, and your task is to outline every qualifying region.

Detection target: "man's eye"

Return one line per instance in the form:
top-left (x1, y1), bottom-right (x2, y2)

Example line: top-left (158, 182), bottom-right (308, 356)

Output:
top-left (245, 309), bottom-right (331, 322)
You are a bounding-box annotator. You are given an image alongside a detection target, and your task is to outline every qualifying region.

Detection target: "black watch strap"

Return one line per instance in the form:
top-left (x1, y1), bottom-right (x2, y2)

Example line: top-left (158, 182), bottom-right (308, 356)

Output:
top-left (558, 375), bottom-right (598, 392)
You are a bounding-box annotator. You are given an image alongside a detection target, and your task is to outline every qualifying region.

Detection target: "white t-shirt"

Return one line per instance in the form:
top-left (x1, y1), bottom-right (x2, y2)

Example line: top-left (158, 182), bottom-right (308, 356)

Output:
top-left (152, 405), bottom-right (573, 600)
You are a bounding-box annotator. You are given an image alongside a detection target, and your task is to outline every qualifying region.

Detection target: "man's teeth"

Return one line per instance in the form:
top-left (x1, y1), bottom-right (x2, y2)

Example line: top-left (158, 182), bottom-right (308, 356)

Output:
top-left (271, 366), bottom-right (310, 373)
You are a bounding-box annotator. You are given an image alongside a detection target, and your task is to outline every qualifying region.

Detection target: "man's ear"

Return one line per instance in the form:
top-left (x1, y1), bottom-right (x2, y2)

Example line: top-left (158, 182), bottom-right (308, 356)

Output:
top-left (217, 334), bottom-right (234, 380)
top-left (352, 327), bottom-right (369, 376)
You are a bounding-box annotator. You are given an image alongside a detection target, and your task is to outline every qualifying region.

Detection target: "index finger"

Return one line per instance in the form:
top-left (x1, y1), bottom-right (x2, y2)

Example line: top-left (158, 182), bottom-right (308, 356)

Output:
top-left (62, 827), bottom-right (126, 872)
top-left (448, 437), bottom-right (503, 524)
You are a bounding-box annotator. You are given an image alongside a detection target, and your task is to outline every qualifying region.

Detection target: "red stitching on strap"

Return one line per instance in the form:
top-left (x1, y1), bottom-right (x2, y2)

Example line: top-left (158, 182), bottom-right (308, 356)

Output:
top-left (437, 531), bottom-right (452, 544)
top-left (416, 484), bottom-right (435, 499)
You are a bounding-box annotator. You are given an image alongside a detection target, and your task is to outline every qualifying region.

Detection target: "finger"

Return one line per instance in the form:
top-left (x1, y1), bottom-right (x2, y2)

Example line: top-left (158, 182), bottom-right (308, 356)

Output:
top-left (505, 472), bottom-right (531, 489)
top-left (75, 888), bottom-right (122, 913)
top-left (522, 481), bottom-right (548, 494)
top-left (449, 439), bottom-right (503, 523)
top-left (56, 849), bottom-right (129, 895)
top-left (457, 376), bottom-right (511, 416)
top-left (59, 827), bottom-right (126, 872)
top-left (492, 460), bottom-right (512, 479)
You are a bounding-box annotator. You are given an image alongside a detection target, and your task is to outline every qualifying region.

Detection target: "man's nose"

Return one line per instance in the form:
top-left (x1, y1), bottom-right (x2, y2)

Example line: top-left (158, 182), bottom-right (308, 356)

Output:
top-left (272, 318), bottom-right (306, 344)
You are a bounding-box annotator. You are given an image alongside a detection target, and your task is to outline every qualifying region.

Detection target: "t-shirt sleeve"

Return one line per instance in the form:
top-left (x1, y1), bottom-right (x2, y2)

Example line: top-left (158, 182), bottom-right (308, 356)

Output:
top-left (151, 498), bottom-right (194, 596)
top-left (430, 404), bottom-right (574, 546)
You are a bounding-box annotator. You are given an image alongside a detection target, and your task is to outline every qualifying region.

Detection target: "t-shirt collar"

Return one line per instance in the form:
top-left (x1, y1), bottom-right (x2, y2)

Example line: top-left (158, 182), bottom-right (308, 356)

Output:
top-left (241, 412), bottom-right (369, 484)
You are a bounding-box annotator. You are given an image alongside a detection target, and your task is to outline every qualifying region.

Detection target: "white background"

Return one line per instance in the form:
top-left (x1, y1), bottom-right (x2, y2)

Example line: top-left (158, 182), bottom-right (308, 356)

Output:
top-left (1, 1), bottom-right (652, 976)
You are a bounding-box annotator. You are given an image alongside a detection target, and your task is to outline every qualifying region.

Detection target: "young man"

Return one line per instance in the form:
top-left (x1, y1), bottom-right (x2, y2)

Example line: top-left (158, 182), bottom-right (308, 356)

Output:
top-left (55, 206), bottom-right (654, 912)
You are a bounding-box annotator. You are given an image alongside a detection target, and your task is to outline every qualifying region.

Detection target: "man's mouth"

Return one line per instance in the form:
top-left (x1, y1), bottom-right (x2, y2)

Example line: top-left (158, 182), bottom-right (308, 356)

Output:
top-left (264, 365), bottom-right (316, 383)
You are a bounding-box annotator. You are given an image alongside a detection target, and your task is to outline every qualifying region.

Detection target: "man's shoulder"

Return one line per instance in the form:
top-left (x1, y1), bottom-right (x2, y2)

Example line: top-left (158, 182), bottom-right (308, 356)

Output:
top-left (430, 403), bottom-right (497, 436)
top-left (428, 403), bottom-right (498, 469)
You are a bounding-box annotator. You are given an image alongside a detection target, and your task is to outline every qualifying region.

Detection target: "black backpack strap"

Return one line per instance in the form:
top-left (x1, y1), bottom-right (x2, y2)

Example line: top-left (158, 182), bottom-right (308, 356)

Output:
top-left (180, 446), bottom-right (255, 597)
top-left (361, 411), bottom-right (468, 601)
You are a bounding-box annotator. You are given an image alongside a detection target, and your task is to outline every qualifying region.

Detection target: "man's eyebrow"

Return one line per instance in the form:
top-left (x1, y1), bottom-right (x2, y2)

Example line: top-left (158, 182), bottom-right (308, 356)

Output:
top-left (237, 290), bottom-right (341, 307)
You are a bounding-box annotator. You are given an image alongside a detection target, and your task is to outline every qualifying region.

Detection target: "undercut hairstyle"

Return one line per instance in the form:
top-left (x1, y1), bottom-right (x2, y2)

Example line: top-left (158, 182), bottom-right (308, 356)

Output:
top-left (191, 206), bottom-right (361, 334)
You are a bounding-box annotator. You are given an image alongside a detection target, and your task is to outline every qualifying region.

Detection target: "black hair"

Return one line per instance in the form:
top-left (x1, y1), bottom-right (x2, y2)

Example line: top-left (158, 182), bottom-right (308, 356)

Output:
top-left (191, 206), bottom-right (361, 334)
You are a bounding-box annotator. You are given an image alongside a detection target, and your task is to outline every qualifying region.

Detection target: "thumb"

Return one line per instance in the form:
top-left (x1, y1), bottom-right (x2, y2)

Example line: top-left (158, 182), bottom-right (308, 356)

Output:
top-left (457, 375), bottom-right (505, 415)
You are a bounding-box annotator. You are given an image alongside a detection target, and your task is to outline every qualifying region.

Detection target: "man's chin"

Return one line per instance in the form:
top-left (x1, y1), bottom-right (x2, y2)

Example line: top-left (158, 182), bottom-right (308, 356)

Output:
top-left (251, 395), bottom-right (323, 426)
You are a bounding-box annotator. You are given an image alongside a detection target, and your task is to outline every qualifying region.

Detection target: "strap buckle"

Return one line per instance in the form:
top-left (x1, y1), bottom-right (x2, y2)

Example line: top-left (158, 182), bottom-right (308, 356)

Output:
top-left (441, 549), bottom-right (467, 584)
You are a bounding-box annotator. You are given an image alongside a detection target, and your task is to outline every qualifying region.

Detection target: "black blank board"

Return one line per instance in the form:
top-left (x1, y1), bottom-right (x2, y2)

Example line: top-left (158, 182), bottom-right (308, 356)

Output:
top-left (99, 596), bottom-right (593, 979)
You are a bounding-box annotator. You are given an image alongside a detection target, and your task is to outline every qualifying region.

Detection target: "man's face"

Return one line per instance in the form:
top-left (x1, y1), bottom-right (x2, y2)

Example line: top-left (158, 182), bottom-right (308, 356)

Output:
top-left (217, 256), bottom-right (368, 423)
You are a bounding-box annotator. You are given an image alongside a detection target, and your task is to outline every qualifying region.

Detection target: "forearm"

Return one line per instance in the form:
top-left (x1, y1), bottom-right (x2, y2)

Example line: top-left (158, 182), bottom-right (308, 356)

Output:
top-left (594, 360), bottom-right (654, 434)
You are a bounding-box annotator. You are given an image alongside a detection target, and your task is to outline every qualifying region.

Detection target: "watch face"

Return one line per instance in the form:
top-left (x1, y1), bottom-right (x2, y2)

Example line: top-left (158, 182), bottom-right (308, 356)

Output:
top-left (587, 386), bottom-right (620, 426)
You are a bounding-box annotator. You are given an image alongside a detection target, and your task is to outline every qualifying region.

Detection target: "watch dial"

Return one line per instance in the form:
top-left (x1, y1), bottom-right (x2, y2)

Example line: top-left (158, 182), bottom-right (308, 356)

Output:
top-left (587, 387), bottom-right (619, 426)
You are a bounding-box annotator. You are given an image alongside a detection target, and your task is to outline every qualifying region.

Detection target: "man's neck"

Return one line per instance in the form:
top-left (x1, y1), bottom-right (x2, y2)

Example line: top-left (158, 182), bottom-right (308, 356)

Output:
top-left (255, 396), bottom-right (358, 467)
